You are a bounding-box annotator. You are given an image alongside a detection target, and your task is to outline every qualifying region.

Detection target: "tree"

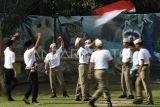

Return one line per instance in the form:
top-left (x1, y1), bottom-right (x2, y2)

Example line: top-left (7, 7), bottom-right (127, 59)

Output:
top-left (0, 0), bottom-right (41, 37)
top-left (43, 0), bottom-right (98, 16)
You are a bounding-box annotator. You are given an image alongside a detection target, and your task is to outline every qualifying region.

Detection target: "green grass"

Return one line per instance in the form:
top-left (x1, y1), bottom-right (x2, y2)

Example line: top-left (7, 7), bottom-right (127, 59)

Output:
top-left (0, 84), bottom-right (160, 107)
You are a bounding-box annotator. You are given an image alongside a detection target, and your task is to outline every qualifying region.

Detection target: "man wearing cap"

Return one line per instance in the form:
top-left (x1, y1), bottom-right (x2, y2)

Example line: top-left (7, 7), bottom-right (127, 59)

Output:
top-left (44, 36), bottom-right (69, 98)
top-left (119, 38), bottom-right (134, 99)
top-left (133, 39), bottom-right (153, 105)
top-left (23, 32), bottom-right (41, 105)
top-left (75, 37), bottom-right (90, 101)
top-left (88, 39), bottom-right (113, 107)
top-left (3, 32), bottom-right (20, 101)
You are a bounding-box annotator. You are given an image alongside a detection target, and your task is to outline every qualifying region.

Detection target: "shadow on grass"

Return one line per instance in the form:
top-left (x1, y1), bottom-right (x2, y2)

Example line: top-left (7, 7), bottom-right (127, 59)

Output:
top-left (41, 102), bottom-right (85, 105)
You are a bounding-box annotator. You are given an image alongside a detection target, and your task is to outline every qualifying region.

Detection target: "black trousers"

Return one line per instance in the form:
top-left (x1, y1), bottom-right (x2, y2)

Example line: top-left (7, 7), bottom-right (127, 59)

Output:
top-left (24, 69), bottom-right (39, 102)
top-left (130, 75), bottom-right (137, 93)
top-left (4, 68), bottom-right (18, 99)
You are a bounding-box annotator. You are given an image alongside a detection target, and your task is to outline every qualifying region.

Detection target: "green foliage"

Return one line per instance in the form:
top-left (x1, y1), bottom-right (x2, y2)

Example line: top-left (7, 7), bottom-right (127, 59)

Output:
top-left (43, 0), bottom-right (97, 16)
top-left (1, 0), bottom-right (36, 37)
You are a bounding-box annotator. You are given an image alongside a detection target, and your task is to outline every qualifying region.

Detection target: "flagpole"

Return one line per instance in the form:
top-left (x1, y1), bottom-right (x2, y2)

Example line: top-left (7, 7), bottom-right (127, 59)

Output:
top-left (53, 13), bottom-right (58, 44)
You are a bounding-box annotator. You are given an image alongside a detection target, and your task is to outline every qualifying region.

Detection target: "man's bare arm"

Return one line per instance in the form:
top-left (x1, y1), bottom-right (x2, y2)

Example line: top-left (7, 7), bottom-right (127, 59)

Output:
top-left (34, 33), bottom-right (41, 49)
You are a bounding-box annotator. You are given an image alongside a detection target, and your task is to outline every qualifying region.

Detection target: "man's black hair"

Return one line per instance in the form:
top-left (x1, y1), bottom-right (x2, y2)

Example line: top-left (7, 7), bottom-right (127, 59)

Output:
top-left (24, 39), bottom-right (34, 48)
top-left (129, 42), bottom-right (135, 47)
top-left (138, 42), bottom-right (143, 46)
top-left (5, 39), bottom-right (14, 46)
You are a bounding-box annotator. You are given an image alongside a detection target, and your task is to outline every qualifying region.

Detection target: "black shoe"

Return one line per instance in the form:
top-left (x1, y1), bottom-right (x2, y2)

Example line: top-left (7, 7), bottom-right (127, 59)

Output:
top-left (63, 91), bottom-right (69, 97)
top-left (107, 100), bottom-right (112, 107)
top-left (23, 97), bottom-right (30, 104)
top-left (133, 99), bottom-right (143, 104)
top-left (8, 97), bottom-right (15, 101)
top-left (83, 98), bottom-right (90, 101)
top-left (51, 92), bottom-right (57, 98)
top-left (127, 95), bottom-right (134, 99)
top-left (75, 97), bottom-right (81, 101)
top-left (118, 94), bottom-right (127, 98)
top-left (89, 99), bottom-right (97, 107)
top-left (146, 101), bottom-right (154, 105)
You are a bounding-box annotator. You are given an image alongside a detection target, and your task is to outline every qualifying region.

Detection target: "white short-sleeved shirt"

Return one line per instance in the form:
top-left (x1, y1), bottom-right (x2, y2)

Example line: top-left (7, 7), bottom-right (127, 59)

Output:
top-left (24, 47), bottom-right (36, 68)
top-left (4, 47), bottom-right (15, 69)
top-left (138, 48), bottom-right (151, 65)
top-left (85, 45), bottom-right (93, 55)
top-left (122, 48), bottom-right (132, 63)
top-left (90, 49), bottom-right (113, 69)
top-left (77, 47), bottom-right (90, 64)
top-left (44, 47), bottom-right (62, 68)
top-left (132, 51), bottom-right (139, 66)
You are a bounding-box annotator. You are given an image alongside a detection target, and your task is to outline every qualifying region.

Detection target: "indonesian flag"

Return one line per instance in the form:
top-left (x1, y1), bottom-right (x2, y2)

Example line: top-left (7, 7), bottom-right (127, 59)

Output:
top-left (93, 0), bottom-right (135, 26)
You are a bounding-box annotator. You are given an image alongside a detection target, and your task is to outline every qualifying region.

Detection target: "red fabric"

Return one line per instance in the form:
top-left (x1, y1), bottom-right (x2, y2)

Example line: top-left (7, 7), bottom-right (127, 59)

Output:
top-left (93, 0), bottom-right (135, 15)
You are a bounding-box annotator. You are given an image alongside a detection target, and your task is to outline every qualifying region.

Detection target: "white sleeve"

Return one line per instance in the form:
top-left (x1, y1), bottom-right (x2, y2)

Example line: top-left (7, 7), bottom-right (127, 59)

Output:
top-left (44, 54), bottom-right (49, 64)
top-left (90, 53), bottom-right (94, 63)
top-left (11, 53), bottom-right (15, 63)
top-left (29, 47), bottom-right (36, 53)
top-left (127, 49), bottom-right (132, 58)
top-left (57, 47), bottom-right (63, 54)
top-left (107, 51), bottom-right (113, 61)
top-left (139, 51), bottom-right (145, 60)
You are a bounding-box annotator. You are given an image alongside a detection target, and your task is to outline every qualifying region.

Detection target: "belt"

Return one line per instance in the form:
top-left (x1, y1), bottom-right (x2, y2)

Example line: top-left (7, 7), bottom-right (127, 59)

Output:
top-left (139, 64), bottom-right (149, 66)
top-left (50, 66), bottom-right (59, 70)
top-left (79, 63), bottom-right (88, 65)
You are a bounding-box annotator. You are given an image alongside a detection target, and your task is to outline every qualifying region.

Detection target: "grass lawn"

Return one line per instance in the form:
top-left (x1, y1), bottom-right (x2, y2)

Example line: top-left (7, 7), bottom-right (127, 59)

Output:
top-left (0, 83), bottom-right (160, 107)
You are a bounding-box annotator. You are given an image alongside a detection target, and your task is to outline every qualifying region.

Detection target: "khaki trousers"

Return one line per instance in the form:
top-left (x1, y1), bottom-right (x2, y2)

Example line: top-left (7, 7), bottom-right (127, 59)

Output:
top-left (135, 66), bottom-right (153, 102)
top-left (121, 65), bottom-right (133, 96)
top-left (76, 64), bottom-right (88, 99)
top-left (92, 69), bottom-right (111, 100)
top-left (49, 69), bottom-right (66, 93)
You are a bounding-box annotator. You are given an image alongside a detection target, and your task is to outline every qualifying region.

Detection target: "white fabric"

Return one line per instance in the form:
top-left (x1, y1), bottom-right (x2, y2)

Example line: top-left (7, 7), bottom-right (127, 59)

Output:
top-left (123, 38), bottom-right (130, 43)
top-left (132, 51), bottom-right (139, 66)
top-left (138, 48), bottom-right (151, 65)
top-left (90, 49), bottom-right (113, 69)
top-left (95, 9), bottom-right (126, 27)
top-left (24, 47), bottom-right (36, 69)
top-left (75, 37), bottom-right (82, 47)
top-left (122, 48), bottom-right (132, 63)
top-left (95, 39), bottom-right (102, 46)
top-left (44, 47), bottom-right (63, 68)
top-left (134, 38), bottom-right (142, 44)
top-left (4, 47), bottom-right (15, 69)
top-left (77, 47), bottom-right (90, 64)
top-left (50, 43), bottom-right (56, 48)
top-left (85, 45), bottom-right (93, 55)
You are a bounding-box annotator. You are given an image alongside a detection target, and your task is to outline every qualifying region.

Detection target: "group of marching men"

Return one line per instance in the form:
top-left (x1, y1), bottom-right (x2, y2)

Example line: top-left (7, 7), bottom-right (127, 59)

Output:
top-left (3, 31), bottom-right (153, 107)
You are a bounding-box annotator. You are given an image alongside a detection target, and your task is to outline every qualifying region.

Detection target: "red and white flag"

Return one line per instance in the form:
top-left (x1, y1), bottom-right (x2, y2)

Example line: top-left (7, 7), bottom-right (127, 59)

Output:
top-left (93, 0), bottom-right (135, 26)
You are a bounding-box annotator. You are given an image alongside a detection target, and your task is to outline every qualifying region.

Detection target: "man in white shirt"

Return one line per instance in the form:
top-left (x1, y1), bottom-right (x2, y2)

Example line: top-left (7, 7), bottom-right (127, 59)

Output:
top-left (119, 38), bottom-right (134, 99)
top-left (3, 32), bottom-right (20, 101)
top-left (44, 36), bottom-right (69, 98)
top-left (23, 33), bottom-right (41, 105)
top-left (129, 42), bottom-right (139, 93)
top-left (133, 39), bottom-right (153, 105)
top-left (75, 37), bottom-right (90, 101)
top-left (88, 39), bottom-right (113, 107)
